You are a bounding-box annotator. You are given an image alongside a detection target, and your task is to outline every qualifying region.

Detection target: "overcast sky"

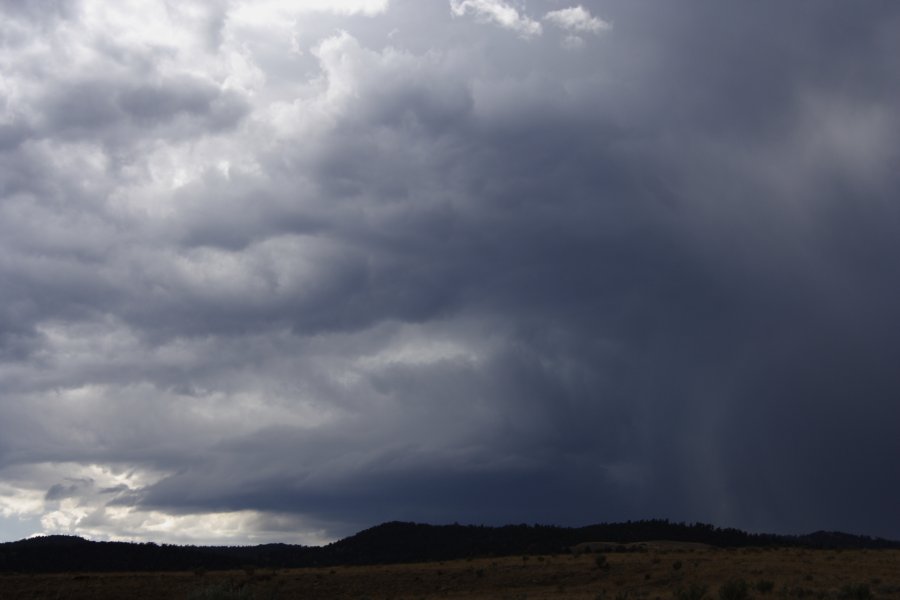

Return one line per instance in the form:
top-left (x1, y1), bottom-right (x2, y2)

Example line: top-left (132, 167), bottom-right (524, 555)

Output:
top-left (1, 0), bottom-right (899, 546)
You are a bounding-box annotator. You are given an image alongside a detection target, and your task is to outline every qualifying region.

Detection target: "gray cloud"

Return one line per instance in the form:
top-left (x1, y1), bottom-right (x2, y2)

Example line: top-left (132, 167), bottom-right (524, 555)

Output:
top-left (0, 0), bottom-right (899, 544)
top-left (0, 0), bottom-right (76, 24)
top-left (37, 76), bottom-right (249, 144)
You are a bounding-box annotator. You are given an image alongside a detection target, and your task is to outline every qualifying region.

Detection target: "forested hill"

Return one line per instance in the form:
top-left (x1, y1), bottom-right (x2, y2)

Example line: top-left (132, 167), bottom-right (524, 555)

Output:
top-left (1, 520), bottom-right (897, 573)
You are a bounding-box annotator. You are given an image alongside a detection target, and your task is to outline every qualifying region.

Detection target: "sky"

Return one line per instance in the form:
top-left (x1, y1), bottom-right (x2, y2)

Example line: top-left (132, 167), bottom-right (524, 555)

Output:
top-left (1, 0), bottom-right (899, 546)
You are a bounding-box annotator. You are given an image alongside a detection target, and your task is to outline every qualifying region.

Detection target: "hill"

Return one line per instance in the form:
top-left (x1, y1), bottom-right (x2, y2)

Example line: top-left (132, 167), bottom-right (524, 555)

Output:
top-left (0, 519), bottom-right (897, 573)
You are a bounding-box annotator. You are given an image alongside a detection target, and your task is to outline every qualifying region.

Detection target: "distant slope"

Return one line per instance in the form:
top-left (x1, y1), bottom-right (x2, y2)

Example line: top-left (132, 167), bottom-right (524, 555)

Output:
top-left (1, 520), bottom-right (897, 573)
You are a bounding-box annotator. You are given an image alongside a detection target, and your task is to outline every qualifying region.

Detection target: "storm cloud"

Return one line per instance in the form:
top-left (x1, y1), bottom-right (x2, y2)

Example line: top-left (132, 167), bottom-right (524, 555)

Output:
top-left (1, 0), bottom-right (899, 545)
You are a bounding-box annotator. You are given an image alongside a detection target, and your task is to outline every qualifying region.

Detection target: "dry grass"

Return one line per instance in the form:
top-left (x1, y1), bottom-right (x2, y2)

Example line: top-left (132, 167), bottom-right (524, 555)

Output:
top-left (0, 547), bottom-right (898, 600)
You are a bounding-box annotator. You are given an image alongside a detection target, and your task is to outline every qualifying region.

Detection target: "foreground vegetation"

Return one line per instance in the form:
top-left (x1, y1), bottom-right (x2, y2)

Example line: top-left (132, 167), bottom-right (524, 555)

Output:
top-left (1, 547), bottom-right (898, 600)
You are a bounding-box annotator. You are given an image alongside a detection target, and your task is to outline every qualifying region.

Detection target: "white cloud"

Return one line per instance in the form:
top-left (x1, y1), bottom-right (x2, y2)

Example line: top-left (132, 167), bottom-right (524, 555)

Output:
top-left (449, 0), bottom-right (542, 38)
top-left (229, 0), bottom-right (389, 30)
top-left (234, 0), bottom-right (389, 18)
top-left (295, 0), bottom-right (389, 15)
top-left (544, 5), bottom-right (610, 34)
top-left (561, 34), bottom-right (585, 50)
top-left (0, 462), bottom-right (329, 544)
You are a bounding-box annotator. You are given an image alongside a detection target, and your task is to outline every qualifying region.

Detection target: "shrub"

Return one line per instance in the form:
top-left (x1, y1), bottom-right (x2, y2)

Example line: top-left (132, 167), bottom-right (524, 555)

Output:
top-left (186, 583), bottom-right (252, 600)
top-left (673, 560), bottom-right (683, 571)
top-left (719, 579), bottom-right (750, 600)
top-left (675, 583), bottom-right (709, 600)
top-left (756, 580), bottom-right (775, 594)
top-left (596, 555), bottom-right (609, 570)
top-left (838, 584), bottom-right (872, 600)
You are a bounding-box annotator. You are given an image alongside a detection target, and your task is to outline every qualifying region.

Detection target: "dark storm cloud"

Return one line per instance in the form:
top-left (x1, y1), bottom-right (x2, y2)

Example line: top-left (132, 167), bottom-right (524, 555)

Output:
top-left (1, 0), bottom-right (899, 543)
top-left (45, 478), bottom-right (95, 501)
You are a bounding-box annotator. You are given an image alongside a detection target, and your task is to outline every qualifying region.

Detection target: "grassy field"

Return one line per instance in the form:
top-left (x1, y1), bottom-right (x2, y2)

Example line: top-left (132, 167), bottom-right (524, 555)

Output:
top-left (1, 547), bottom-right (898, 600)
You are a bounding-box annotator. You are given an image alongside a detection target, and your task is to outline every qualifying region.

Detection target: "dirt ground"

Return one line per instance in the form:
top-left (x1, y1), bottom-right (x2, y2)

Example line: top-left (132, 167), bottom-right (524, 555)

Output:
top-left (1, 547), bottom-right (898, 600)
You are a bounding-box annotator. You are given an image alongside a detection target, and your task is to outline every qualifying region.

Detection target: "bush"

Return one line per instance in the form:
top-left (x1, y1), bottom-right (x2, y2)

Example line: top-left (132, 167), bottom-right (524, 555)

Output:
top-left (673, 560), bottom-right (683, 571)
top-left (838, 584), bottom-right (872, 600)
top-left (596, 555), bottom-right (609, 570)
top-left (186, 583), bottom-right (252, 600)
top-left (675, 583), bottom-right (709, 600)
top-left (756, 580), bottom-right (775, 594)
top-left (719, 579), bottom-right (750, 600)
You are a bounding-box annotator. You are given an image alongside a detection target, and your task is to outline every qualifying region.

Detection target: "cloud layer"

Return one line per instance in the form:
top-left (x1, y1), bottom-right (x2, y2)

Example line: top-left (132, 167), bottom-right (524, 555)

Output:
top-left (450, 0), bottom-right (543, 38)
top-left (1, 0), bottom-right (899, 544)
